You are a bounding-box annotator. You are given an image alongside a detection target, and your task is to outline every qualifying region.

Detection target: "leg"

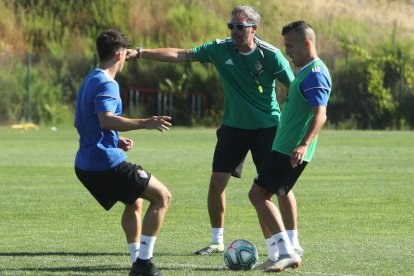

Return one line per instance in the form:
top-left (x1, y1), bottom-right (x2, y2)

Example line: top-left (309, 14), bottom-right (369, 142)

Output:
top-left (208, 172), bottom-right (230, 228)
top-left (139, 175), bottom-right (171, 237)
top-left (255, 189), bottom-right (301, 257)
top-left (194, 172), bottom-right (230, 255)
top-left (123, 198), bottom-right (143, 263)
top-left (250, 127), bottom-right (279, 238)
top-left (249, 183), bottom-right (285, 235)
top-left (130, 175), bottom-right (171, 276)
top-left (122, 198), bottom-right (143, 243)
top-left (255, 188), bottom-right (282, 266)
top-left (278, 191), bottom-right (297, 231)
top-left (278, 191), bottom-right (303, 256)
top-left (195, 125), bottom-right (248, 255)
top-left (249, 183), bottom-right (301, 272)
top-left (258, 193), bottom-right (302, 265)
top-left (252, 135), bottom-right (301, 254)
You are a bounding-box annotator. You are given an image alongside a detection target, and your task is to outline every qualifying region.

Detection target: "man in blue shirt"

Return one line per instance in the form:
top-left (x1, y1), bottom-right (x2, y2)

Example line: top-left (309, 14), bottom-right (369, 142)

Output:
top-left (74, 29), bottom-right (172, 276)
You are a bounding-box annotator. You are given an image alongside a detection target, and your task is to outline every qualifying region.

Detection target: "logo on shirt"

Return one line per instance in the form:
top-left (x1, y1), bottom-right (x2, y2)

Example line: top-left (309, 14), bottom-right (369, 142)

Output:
top-left (225, 59), bottom-right (234, 65)
top-left (255, 61), bottom-right (263, 71)
top-left (137, 169), bottom-right (148, 179)
top-left (312, 66), bottom-right (321, 72)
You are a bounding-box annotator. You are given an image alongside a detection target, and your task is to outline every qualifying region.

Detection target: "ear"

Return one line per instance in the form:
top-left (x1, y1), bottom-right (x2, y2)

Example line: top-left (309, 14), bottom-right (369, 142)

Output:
top-left (115, 51), bottom-right (122, 61)
top-left (252, 25), bottom-right (258, 32)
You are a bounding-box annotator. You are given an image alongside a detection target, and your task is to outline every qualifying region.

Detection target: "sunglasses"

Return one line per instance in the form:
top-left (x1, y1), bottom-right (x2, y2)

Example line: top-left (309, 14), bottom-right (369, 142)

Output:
top-left (227, 23), bottom-right (256, 31)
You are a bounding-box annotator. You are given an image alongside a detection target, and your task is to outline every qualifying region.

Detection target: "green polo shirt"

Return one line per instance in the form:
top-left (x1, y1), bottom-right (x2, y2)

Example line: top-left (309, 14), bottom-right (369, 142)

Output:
top-left (193, 37), bottom-right (294, 129)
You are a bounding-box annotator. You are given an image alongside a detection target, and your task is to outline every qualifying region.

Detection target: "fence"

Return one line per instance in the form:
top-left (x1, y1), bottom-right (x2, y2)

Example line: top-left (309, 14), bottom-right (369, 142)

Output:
top-left (125, 87), bottom-right (207, 120)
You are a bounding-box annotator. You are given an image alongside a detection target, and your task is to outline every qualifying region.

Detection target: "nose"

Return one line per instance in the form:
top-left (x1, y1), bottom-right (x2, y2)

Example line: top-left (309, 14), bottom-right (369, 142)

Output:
top-left (231, 28), bottom-right (240, 34)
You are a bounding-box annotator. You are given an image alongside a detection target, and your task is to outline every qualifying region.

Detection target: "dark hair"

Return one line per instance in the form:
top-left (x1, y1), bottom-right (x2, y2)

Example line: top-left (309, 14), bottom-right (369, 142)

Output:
top-left (282, 20), bottom-right (312, 36)
top-left (96, 29), bottom-right (130, 62)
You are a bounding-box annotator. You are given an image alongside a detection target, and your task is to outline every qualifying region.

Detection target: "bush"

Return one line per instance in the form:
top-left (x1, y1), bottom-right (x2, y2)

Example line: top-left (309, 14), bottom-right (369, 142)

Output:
top-left (0, 55), bottom-right (26, 124)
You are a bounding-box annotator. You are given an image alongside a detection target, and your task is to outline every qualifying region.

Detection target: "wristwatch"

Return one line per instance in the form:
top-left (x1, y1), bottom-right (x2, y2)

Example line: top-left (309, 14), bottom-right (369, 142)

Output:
top-left (136, 47), bottom-right (143, 59)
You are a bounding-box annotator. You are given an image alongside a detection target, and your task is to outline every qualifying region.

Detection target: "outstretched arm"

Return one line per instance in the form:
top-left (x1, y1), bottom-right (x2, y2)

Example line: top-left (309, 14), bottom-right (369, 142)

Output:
top-left (98, 112), bottom-right (172, 132)
top-left (290, 106), bottom-right (327, 168)
top-left (127, 48), bottom-right (195, 63)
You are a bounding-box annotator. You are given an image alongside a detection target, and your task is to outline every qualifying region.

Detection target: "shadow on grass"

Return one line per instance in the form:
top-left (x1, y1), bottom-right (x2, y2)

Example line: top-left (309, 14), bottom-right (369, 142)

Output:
top-left (0, 251), bottom-right (200, 257)
top-left (0, 251), bottom-right (227, 274)
top-left (1, 266), bottom-right (226, 274)
top-left (1, 266), bottom-right (126, 273)
top-left (0, 252), bottom-right (125, 257)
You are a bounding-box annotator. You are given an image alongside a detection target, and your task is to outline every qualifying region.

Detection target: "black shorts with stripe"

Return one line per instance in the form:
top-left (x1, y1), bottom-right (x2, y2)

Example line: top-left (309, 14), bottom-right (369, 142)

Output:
top-left (254, 151), bottom-right (307, 195)
top-left (75, 161), bottom-right (151, 211)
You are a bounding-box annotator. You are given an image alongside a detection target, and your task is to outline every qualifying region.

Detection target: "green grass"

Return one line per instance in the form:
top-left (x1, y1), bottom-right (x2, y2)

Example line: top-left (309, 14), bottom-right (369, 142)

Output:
top-left (0, 127), bottom-right (413, 275)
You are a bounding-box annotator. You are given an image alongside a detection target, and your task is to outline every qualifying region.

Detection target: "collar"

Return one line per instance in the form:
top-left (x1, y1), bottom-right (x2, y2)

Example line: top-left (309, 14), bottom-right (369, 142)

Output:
top-left (238, 45), bottom-right (257, 56)
top-left (95, 68), bottom-right (115, 81)
top-left (299, 58), bottom-right (321, 73)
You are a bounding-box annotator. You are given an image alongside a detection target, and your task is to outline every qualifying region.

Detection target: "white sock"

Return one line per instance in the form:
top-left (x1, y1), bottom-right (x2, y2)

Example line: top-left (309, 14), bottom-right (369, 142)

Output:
top-left (287, 229), bottom-right (300, 245)
top-left (272, 232), bottom-right (295, 255)
top-left (137, 235), bottom-right (157, 260)
top-left (212, 228), bottom-right (224, 245)
top-left (128, 242), bottom-right (140, 263)
top-left (266, 238), bottom-right (279, 261)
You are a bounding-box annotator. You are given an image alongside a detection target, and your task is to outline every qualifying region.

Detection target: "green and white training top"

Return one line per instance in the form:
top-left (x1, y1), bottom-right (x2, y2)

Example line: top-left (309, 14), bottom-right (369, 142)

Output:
top-left (193, 37), bottom-right (294, 129)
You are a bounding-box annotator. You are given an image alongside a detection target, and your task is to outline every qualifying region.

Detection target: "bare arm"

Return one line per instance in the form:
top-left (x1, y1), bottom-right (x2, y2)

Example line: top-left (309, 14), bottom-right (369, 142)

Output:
top-left (98, 112), bottom-right (172, 132)
top-left (127, 48), bottom-right (195, 63)
top-left (290, 106), bottom-right (327, 167)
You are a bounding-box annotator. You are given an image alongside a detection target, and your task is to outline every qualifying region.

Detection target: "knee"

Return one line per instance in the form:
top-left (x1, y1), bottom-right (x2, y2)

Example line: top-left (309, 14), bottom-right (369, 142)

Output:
top-left (128, 198), bottom-right (143, 213)
top-left (248, 188), bottom-right (259, 206)
top-left (248, 186), bottom-right (266, 207)
top-left (209, 173), bottom-right (229, 192)
top-left (159, 188), bottom-right (172, 209)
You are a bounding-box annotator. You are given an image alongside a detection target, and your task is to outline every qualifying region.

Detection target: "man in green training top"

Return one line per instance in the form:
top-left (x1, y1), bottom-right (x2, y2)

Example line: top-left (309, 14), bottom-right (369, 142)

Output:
top-left (128, 5), bottom-right (303, 259)
top-left (249, 20), bottom-right (332, 272)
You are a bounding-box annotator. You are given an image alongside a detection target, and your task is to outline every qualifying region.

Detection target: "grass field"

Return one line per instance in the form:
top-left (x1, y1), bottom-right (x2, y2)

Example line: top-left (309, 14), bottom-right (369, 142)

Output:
top-left (0, 127), bottom-right (413, 275)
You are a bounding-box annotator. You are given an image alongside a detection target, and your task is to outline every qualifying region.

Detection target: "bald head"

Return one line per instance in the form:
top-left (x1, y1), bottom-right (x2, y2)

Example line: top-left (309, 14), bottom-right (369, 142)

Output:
top-left (282, 21), bottom-right (316, 44)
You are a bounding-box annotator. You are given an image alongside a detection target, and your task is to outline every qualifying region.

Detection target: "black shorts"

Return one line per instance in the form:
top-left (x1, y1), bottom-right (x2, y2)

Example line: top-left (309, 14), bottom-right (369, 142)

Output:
top-left (75, 161), bottom-right (151, 211)
top-left (254, 151), bottom-right (307, 195)
top-left (212, 125), bottom-right (277, 178)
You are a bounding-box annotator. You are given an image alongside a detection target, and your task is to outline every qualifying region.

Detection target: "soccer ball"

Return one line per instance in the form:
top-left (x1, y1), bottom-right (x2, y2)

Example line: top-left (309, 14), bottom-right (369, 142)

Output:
top-left (224, 239), bottom-right (258, 270)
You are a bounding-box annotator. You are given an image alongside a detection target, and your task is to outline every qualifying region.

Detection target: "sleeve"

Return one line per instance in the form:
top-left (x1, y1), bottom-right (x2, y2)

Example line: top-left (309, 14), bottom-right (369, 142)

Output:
top-left (300, 70), bottom-right (331, 107)
top-left (95, 81), bottom-right (120, 114)
top-left (192, 40), bottom-right (216, 64)
top-left (272, 49), bottom-right (295, 85)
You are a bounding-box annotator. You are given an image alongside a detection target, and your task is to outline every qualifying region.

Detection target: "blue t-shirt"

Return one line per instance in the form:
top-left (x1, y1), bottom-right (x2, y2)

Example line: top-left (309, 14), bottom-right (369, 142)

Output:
top-left (75, 69), bottom-right (126, 171)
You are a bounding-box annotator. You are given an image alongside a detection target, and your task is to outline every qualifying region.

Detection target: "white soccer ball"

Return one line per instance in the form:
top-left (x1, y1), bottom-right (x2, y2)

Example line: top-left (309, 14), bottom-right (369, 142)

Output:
top-left (224, 239), bottom-right (258, 270)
